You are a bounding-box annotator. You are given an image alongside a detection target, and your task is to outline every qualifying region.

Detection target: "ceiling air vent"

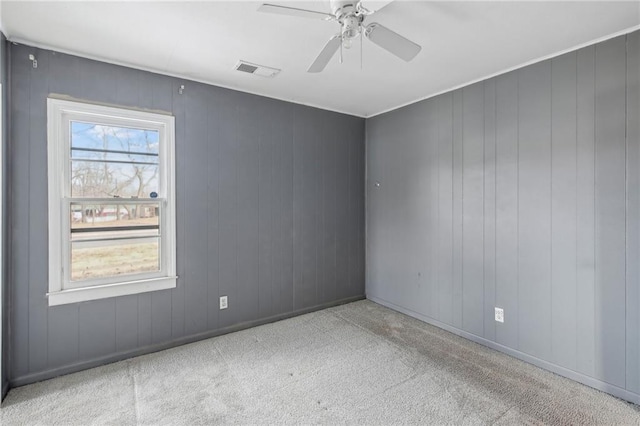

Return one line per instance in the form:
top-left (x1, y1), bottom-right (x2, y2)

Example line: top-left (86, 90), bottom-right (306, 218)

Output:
top-left (234, 60), bottom-right (281, 78)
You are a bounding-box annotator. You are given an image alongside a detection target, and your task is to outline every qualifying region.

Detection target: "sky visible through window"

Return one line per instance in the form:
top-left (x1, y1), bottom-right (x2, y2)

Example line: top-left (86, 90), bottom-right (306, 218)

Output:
top-left (70, 121), bottom-right (160, 199)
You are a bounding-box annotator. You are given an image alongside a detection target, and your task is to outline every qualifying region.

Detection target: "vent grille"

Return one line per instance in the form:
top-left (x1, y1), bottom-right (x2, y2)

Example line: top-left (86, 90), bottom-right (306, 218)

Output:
top-left (234, 60), bottom-right (281, 78)
top-left (236, 63), bottom-right (258, 74)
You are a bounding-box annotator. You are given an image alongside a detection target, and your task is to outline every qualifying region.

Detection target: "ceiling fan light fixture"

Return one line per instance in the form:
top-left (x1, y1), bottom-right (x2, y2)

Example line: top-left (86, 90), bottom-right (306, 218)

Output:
top-left (341, 14), bottom-right (361, 49)
top-left (343, 28), bottom-right (359, 39)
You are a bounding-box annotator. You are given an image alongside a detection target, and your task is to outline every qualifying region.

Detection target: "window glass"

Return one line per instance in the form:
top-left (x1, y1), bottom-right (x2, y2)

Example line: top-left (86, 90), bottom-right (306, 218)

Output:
top-left (70, 121), bottom-right (159, 198)
top-left (70, 202), bottom-right (160, 235)
top-left (71, 238), bottom-right (160, 281)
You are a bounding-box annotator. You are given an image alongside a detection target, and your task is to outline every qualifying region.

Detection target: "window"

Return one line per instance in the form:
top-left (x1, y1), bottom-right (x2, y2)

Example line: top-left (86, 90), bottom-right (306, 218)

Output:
top-left (47, 98), bottom-right (176, 306)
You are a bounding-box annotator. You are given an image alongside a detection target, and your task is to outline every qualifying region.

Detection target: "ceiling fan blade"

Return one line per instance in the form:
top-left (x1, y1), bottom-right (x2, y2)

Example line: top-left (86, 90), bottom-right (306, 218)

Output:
top-left (258, 4), bottom-right (334, 20)
top-left (308, 35), bottom-right (342, 73)
top-left (359, 0), bottom-right (395, 14)
top-left (364, 22), bottom-right (421, 62)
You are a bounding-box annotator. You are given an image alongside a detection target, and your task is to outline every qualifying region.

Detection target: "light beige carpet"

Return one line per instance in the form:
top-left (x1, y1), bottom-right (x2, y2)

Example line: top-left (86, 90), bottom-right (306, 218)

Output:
top-left (1, 300), bottom-right (639, 425)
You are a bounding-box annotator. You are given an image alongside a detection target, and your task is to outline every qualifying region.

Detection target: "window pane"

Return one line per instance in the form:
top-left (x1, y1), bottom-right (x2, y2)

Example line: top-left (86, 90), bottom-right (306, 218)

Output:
top-left (70, 121), bottom-right (159, 198)
top-left (70, 202), bottom-right (160, 241)
top-left (71, 237), bottom-right (160, 281)
top-left (71, 160), bottom-right (159, 198)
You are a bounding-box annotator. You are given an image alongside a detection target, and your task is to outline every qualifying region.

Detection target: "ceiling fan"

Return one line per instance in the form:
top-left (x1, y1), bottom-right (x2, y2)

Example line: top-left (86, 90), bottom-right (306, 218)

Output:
top-left (257, 0), bottom-right (421, 73)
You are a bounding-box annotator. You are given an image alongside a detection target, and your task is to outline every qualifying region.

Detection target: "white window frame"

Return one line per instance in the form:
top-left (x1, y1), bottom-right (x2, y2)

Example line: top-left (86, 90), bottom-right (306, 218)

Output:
top-left (47, 98), bottom-right (177, 306)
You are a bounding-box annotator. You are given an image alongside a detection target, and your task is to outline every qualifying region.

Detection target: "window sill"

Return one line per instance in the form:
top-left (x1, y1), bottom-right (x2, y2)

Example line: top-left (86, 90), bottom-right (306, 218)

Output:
top-left (47, 276), bottom-right (177, 306)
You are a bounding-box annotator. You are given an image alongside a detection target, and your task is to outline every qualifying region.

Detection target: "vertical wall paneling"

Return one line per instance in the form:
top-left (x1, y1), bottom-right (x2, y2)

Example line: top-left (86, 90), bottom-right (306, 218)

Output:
top-left (150, 290), bottom-right (173, 345)
top-left (183, 83), bottom-right (210, 335)
top-left (483, 80), bottom-right (497, 342)
top-left (205, 88), bottom-right (220, 329)
top-left (517, 60), bottom-right (552, 360)
top-left (115, 295), bottom-right (138, 352)
top-left (9, 45), bottom-right (365, 385)
top-left (11, 45), bottom-right (33, 378)
top-left (351, 117), bottom-right (366, 301)
top-left (236, 96), bottom-right (261, 322)
top-left (452, 90), bottom-right (464, 329)
top-left (335, 112), bottom-right (351, 302)
top-left (79, 59), bottom-right (114, 105)
top-left (28, 49), bottom-right (49, 373)
top-left (307, 109), bottom-right (321, 307)
top-left (258, 101), bottom-right (274, 317)
top-left (114, 66), bottom-right (140, 108)
top-left (594, 36), bottom-right (627, 387)
top-left (403, 103), bottom-right (429, 314)
top-left (437, 93), bottom-right (454, 325)
top-left (78, 299), bottom-right (116, 360)
top-left (273, 102), bottom-right (294, 314)
top-left (319, 112), bottom-right (337, 305)
top-left (462, 83), bottom-right (485, 337)
top-left (426, 101), bottom-right (439, 317)
top-left (137, 279), bottom-right (152, 347)
top-left (392, 104), bottom-right (420, 313)
top-left (550, 52), bottom-right (578, 369)
top-left (316, 111), bottom-right (327, 306)
top-left (575, 45), bottom-right (596, 377)
top-left (293, 108), bottom-right (313, 309)
top-left (151, 74), bottom-right (173, 111)
top-left (217, 95), bottom-right (239, 329)
top-left (495, 71), bottom-right (519, 349)
top-left (366, 31), bottom-right (640, 405)
top-left (627, 31), bottom-right (640, 395)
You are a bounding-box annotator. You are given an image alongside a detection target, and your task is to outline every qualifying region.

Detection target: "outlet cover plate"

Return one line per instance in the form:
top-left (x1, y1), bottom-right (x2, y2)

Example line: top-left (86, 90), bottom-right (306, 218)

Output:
top-left (495, 307), bottom-right (504, 323)
top-left (220, 296), bottom-right (228, 310)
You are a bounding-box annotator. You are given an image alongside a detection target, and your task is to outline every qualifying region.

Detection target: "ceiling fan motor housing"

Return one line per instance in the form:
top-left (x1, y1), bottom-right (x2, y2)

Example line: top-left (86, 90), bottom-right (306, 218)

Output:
top-left (329, 0), bottom-right (358, 16)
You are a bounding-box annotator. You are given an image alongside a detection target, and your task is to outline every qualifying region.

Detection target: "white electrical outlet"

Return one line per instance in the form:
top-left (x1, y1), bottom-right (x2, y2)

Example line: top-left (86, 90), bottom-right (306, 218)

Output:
top-left (220, 296), bottom-right (228, 310)
top-left (495, 307), bottom-right (504, 323)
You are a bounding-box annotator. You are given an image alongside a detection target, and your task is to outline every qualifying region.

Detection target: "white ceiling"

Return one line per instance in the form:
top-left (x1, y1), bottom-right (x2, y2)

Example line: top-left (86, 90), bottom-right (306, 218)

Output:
top-left (1, 1), bottom-right (639, 117)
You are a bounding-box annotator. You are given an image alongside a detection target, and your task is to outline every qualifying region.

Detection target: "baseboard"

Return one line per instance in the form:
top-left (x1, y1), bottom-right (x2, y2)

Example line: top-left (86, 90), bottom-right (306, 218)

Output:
top-left (367, 295), bottom-right (640, 406)
top-left (1, 380), bottom-right (8, 401)
top-left (9, 294), bottom-right (365, 389)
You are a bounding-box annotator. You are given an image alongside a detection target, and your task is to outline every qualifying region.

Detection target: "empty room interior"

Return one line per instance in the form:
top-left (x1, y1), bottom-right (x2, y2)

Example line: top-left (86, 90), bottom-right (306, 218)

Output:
top-left (0, 0), bottom-right (639, 423)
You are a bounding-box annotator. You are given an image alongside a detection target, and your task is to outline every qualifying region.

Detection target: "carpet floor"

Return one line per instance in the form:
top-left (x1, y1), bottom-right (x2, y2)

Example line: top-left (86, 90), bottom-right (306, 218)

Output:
top-left (1, 300), bottom-right (639, 425)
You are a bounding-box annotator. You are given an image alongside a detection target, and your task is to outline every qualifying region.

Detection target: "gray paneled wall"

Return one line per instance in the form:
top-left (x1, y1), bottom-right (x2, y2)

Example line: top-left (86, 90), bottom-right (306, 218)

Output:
top-left (366, 31), bottom-right (640, 404)
top-left (1, 33), bottom-right (9, 398)
top-left (7, 43), bottom-right (365, 385)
